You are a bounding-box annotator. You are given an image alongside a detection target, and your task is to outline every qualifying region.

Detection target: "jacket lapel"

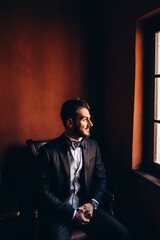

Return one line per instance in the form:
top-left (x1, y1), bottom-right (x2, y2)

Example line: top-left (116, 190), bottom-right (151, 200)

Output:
top-left (82, 139), bottom-right (89, 187)
top-left (56, 134), bottom-right (70, 186)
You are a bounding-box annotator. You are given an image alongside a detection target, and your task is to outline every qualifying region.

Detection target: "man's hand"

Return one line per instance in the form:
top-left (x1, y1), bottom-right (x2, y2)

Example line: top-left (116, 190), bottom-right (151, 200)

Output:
top-left (78, 203), bottom-right (94, 219)
top-left (74, 208), bottom-right (90, 226)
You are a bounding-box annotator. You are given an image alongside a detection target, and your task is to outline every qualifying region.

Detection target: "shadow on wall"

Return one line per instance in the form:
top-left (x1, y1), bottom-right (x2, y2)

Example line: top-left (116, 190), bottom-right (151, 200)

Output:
top-left (3, 144), bottom-right (36, 212)
top-left (2, 144), bottom-right (36, 240)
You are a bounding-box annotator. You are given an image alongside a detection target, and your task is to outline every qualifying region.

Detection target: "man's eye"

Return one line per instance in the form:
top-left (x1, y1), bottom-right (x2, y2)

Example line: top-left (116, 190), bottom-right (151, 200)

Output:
top-left (84, 118), bottom-right (90, 121)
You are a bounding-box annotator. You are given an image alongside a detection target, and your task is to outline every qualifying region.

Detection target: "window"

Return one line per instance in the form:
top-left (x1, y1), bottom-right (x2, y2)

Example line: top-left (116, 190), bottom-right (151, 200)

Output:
top-left (154, 31), bottom-right (160, 165)
top-left (132, 9), bottom-right (160, 177)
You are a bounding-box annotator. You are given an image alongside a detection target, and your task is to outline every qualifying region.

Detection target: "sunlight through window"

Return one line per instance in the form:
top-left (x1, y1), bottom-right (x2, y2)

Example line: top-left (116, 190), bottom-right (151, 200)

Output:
top-left (154, 31), bottom-right (160, 165)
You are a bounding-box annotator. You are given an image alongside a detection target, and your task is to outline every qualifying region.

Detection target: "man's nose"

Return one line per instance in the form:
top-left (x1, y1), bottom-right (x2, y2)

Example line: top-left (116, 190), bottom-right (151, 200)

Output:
top-left (88, 119), bottom-right (93, 127)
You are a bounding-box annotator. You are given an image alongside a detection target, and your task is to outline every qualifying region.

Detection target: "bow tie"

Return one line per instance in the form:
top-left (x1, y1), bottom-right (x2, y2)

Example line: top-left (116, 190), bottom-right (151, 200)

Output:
top-left (70, 139), bottom-right (85, 150)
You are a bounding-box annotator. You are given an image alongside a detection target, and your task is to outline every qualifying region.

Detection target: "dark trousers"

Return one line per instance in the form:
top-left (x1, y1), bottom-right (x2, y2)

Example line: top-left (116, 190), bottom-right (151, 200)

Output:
top-left (39, 207), bottom-right (131, 240)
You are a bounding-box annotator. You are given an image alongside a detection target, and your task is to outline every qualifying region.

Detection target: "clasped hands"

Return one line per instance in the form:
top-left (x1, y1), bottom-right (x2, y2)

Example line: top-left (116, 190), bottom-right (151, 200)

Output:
top-left (74, 203), bottom-right (94, 226)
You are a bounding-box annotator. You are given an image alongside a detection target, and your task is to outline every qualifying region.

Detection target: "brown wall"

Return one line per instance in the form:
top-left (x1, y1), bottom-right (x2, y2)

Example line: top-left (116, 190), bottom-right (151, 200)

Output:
top-left (0, 1), bottom-right (89, 165)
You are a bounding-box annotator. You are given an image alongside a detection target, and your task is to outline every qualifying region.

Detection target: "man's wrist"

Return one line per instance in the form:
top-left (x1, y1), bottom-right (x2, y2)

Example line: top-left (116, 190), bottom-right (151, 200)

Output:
top-left (90, 199), bottom-right (99, 210)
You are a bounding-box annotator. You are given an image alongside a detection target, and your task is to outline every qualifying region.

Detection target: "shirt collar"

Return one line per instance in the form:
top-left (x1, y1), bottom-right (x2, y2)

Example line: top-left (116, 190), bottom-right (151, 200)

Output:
top-left (65, 132), bottom-right (83, 142)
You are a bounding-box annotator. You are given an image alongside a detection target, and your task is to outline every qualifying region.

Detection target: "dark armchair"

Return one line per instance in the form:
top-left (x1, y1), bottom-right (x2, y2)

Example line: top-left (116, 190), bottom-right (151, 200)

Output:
top-left (26, 139), bottom-right (115, 240)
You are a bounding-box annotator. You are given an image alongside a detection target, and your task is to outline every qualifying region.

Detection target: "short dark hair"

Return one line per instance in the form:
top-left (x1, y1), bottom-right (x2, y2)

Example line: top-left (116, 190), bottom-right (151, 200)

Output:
top-left (60, 98), bottom-right (90, 126)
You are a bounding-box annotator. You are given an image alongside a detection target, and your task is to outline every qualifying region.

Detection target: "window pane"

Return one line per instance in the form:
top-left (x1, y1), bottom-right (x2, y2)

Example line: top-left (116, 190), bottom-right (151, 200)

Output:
top-left (154, 122), bottom-right (160, 165)
top-left (155, 31), bottom-right (160, 75)
top-left (154, 78), bottom-right (160, 120)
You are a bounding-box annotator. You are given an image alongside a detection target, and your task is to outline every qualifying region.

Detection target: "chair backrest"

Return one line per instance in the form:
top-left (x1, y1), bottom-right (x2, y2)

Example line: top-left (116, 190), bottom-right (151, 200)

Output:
top-left (25, 139), bottom-right (50, 216)
top-left (26, 139), bottom-right (49, 159)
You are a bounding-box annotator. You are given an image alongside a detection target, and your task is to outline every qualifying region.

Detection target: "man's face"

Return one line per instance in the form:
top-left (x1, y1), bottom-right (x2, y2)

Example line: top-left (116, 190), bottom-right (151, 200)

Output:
top-left (72, 107), bottom-right (93, 138)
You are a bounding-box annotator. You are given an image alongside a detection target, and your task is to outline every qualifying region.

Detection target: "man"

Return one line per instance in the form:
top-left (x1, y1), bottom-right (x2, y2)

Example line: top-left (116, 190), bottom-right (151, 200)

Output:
top-left (37, 98), bottom-right (130, 240)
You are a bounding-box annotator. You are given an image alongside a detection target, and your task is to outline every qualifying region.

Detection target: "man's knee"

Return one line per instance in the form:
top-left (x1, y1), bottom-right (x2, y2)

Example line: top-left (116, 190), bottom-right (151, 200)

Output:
top-left (88, 208), bottom-right (132, 240)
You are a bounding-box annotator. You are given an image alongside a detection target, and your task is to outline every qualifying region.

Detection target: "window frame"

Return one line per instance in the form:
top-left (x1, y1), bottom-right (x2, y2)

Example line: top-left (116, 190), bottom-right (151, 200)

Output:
top-left (132, 10), bottom-right (160, 178)
top-left (144, 15), bottom-right (160, 176)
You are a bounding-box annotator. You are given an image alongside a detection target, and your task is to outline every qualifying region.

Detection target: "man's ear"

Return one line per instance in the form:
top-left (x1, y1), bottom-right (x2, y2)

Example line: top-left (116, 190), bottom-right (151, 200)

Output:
top-left (66, 118), bottom-right (73, 128)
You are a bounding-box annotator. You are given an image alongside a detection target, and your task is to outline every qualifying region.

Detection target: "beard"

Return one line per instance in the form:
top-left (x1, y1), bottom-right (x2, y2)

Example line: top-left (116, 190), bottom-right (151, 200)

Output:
top-left (73, 124), bottom-right (90, 138)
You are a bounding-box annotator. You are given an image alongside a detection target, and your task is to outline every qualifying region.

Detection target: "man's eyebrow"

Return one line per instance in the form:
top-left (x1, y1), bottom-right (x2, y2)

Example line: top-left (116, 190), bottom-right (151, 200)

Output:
top-left (80, 115), bottom-right (91, 119)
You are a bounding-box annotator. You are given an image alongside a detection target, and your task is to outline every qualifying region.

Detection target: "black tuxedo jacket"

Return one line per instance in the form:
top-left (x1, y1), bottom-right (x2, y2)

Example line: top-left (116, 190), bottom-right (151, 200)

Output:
top-left (37, 133), bottom-right (107, 221)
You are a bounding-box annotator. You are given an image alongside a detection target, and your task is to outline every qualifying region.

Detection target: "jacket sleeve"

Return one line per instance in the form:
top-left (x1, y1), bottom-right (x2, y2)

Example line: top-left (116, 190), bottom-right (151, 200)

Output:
top-left (36, 147), bottom-right (74, 221)
top-left (91, 141), bottom-right (107, 203)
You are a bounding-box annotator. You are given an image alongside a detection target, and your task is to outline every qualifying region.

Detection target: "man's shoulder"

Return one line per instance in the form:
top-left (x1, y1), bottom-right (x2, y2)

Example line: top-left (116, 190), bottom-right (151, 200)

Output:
top-left (41, 133), bottom-right (65, 151)
top-left (84, 137), bottom-right (97, 143)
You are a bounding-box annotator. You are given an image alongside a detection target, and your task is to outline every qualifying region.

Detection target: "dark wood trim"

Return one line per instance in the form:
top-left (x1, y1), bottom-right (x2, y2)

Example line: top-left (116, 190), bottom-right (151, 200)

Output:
top-left (132, 170), bottom-right (160, 198)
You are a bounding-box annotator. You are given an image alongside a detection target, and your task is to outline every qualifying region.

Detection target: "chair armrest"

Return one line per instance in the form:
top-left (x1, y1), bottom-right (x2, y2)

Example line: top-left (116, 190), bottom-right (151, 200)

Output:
top-left (105, 190), bottom-right (115, 202)
top-left (0, 187), bottom-right (20, 220)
